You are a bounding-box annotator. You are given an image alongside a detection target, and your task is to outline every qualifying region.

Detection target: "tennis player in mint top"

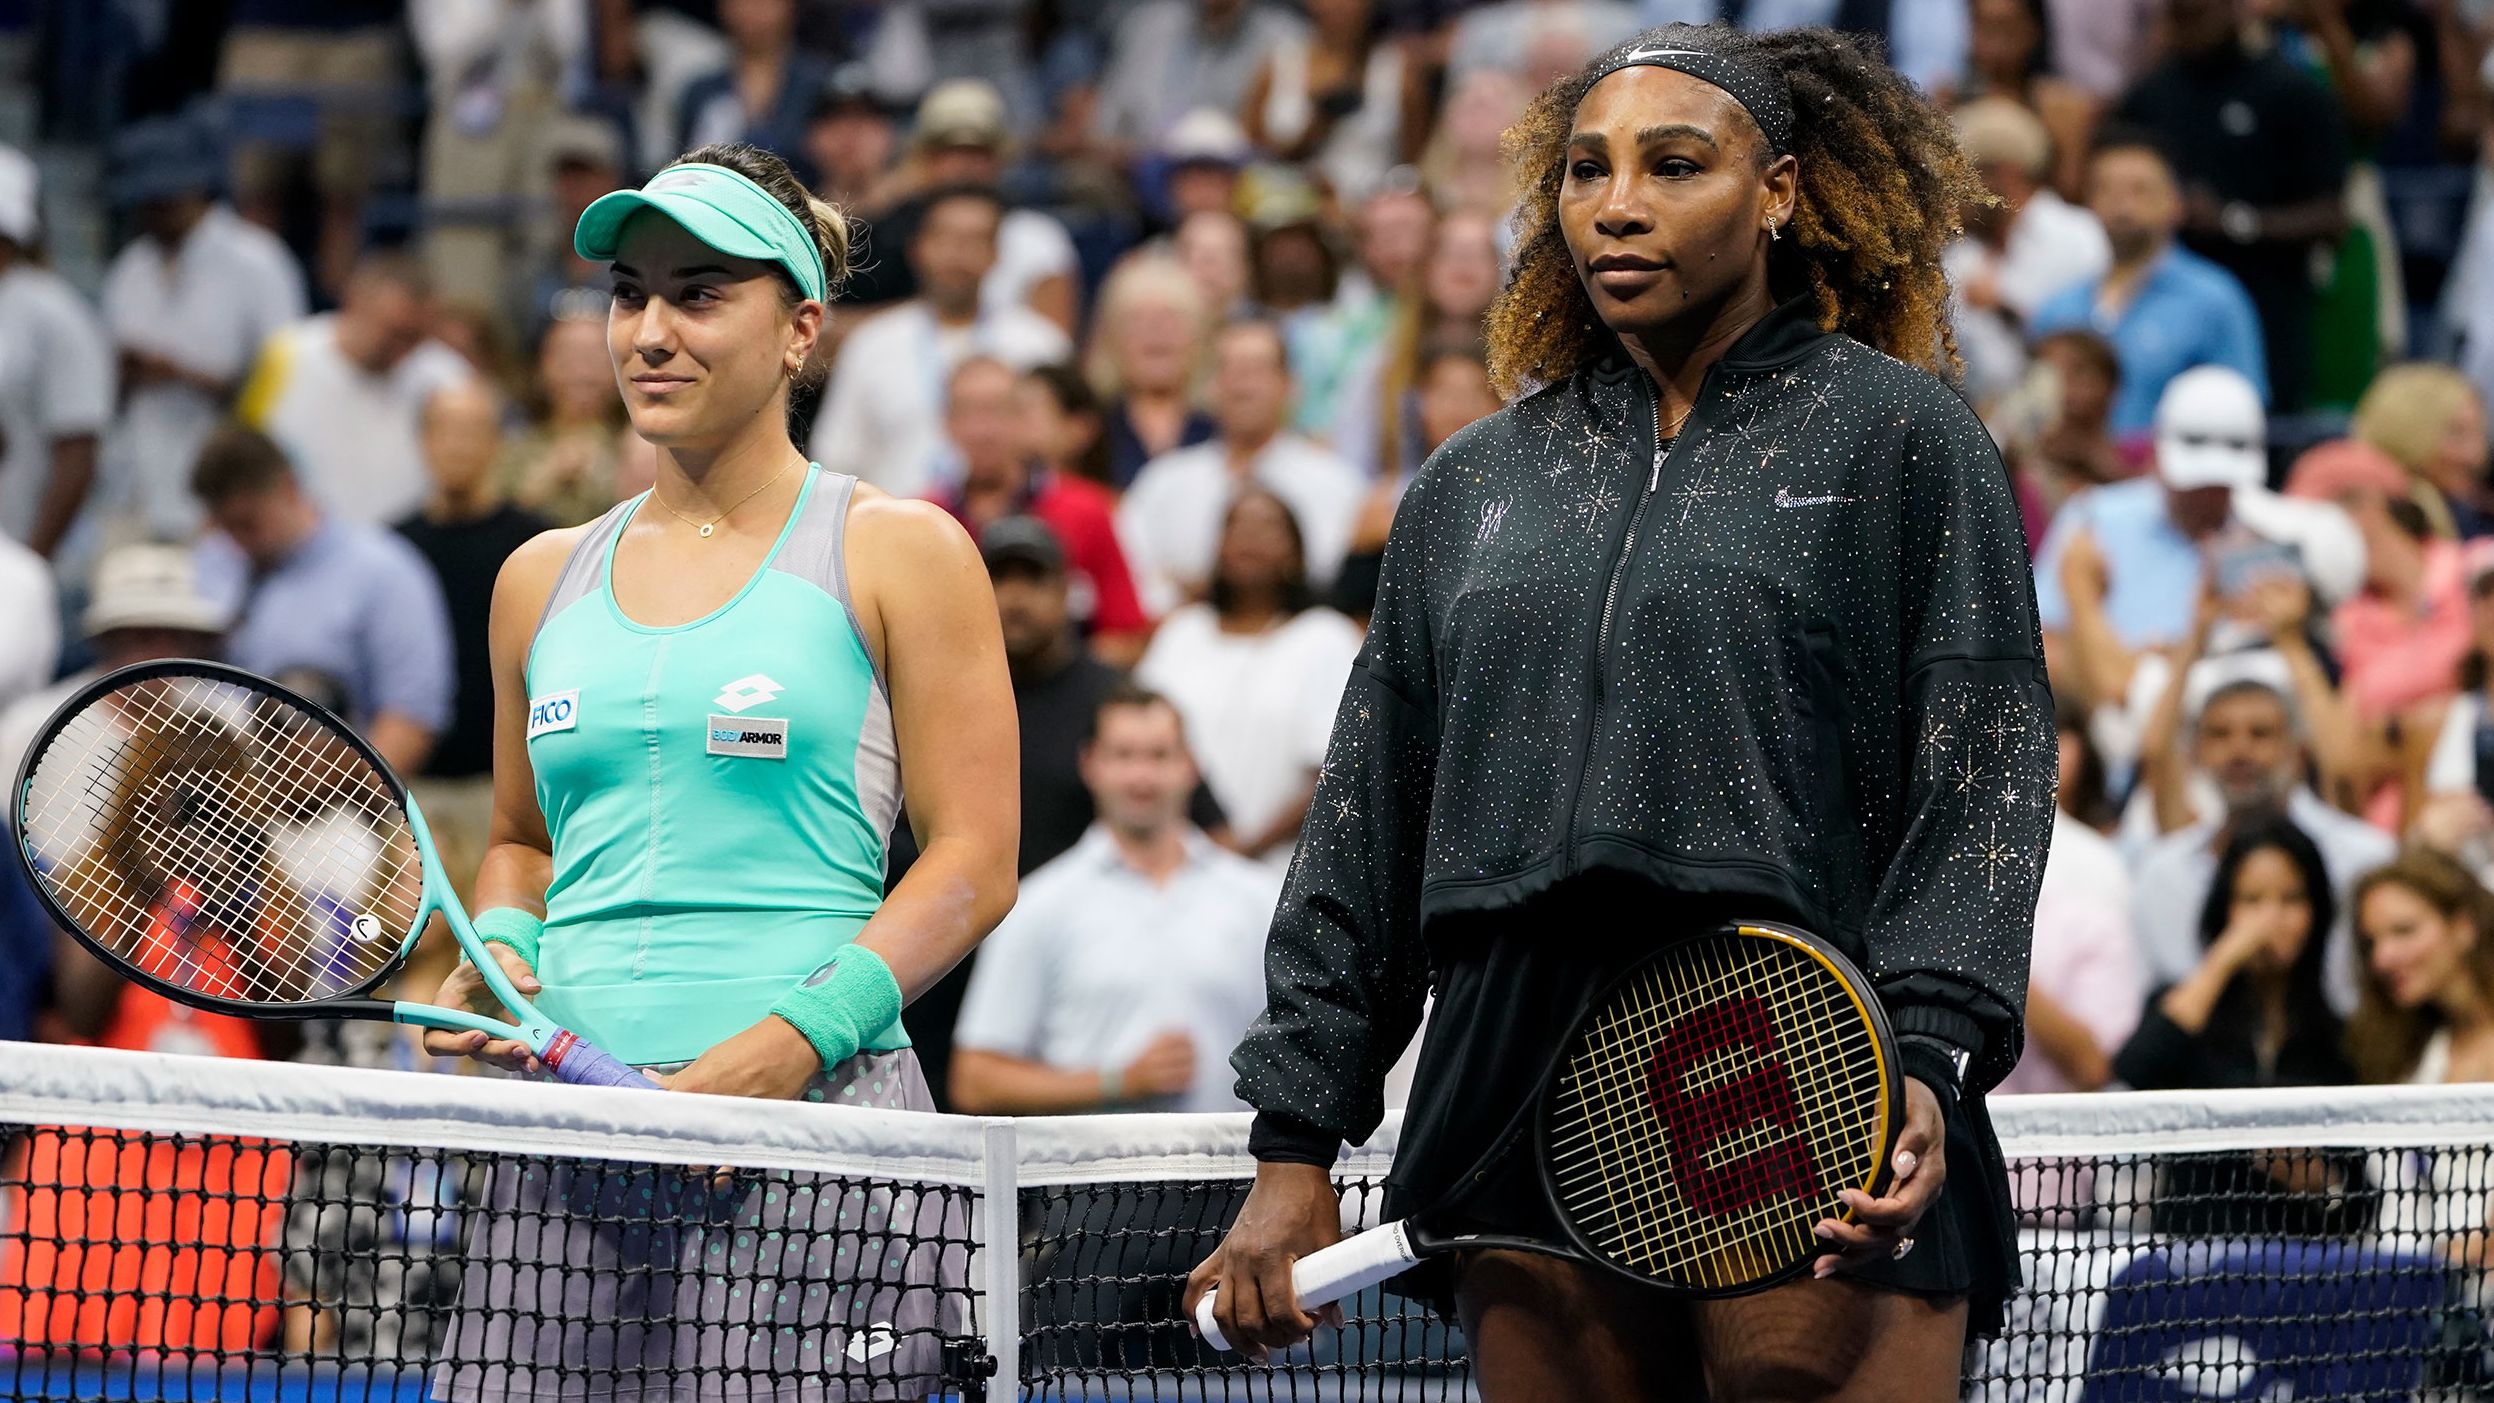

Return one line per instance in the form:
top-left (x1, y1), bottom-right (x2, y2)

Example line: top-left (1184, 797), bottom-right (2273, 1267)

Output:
top-left (420, 142), bottom-right (1016, 1400)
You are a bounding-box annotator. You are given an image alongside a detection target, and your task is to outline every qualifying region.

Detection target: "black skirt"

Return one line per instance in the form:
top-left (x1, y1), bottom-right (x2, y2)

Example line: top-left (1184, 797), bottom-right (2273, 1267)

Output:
top-left (1380, 874), bottom-right (2019, 1337)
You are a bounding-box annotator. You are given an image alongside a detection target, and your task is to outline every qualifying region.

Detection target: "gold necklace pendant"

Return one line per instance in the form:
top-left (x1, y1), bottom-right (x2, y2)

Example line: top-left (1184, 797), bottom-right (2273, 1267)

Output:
top-left (656, 461), bottom-right (794, 540)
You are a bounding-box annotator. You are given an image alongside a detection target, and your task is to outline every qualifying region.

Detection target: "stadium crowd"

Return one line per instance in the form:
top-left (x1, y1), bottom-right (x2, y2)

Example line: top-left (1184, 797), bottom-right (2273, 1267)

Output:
top-left (7, 0), bottom-right (2494, 1252)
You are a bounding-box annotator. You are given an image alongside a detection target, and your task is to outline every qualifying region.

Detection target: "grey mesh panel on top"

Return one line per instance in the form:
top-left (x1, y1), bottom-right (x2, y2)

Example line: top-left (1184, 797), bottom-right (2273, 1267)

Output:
top-left (534, 495), bottom-right (640, 632)
top-left (771, 468), bottom-right (905, 845)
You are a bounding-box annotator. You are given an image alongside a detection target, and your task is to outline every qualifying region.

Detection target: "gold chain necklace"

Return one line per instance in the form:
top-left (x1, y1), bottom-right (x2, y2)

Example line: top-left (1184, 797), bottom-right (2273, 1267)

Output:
top-left (651, 460), bottom-right (795, 539)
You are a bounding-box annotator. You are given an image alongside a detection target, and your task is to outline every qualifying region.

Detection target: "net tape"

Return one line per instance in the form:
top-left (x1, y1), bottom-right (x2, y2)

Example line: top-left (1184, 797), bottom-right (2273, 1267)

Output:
top-left (6, 1045), bottom-right (2494, 1401)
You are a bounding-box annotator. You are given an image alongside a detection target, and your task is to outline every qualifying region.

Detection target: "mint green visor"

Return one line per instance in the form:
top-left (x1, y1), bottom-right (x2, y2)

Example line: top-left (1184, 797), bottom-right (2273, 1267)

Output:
top-left (574, 162), bottom-right (826, 305)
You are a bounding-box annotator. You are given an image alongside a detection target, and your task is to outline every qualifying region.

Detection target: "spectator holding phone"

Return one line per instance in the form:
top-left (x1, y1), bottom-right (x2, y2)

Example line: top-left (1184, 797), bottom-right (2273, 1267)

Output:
top-left (2041, 366), bottom-right (2362, 716)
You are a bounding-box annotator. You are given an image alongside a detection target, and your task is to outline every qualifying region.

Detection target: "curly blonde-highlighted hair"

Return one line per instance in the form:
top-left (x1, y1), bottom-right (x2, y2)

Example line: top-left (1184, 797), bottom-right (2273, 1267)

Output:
top-left (1484, 25), bottom-right (1985, 397)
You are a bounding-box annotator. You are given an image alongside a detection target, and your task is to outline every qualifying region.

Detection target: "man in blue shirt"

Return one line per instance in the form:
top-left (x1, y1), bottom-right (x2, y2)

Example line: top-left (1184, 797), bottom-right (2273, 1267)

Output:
top-left (2029, 133), bottom-right (2267, 439)
top-left (189, 423), bottom-right (455, 777)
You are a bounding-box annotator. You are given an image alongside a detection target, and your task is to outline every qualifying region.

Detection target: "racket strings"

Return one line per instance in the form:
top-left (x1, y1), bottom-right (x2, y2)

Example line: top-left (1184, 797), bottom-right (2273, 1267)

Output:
top-left (1566, 950), bottom-right (1875, 1284)
top-left (1546, 931), bottom-right (1886, 1291)
top-left (20, 674), bottom-right (422, 1005)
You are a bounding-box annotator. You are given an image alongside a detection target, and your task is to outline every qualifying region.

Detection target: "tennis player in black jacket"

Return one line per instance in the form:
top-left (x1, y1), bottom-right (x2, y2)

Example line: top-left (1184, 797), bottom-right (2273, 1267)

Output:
top-left (1188, 24), bottom-right (2054, 1401)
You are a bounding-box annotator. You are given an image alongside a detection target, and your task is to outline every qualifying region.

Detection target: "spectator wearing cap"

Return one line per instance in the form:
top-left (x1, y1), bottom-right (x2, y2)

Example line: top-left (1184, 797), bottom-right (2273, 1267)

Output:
top-left (1092, 0), bottom-right (1307, 158)
top-left (2112, 0), bottom-right (2350, 417)
top-left (189, 425), bottom-right (455, 779)
top-left (1945, 97), bottom-right (2108, 408)
top-left (0, 528), bottom-right (52, 713)
top-left (409, 0), bottom-right (590, 315)
top-left (98, 114), bottom-right (308, 548)
top-left (1119, 318), bottom-right (1363, 614)
top-left (1241, 0), bottom-right (1421, 205)
top-left (930, 358), bottom-right (1149, 662)
top-left (0, 543), bottom-right (231, 785)
top-left (978, 516), bottom-right (1225, 874)
top-left (2348, 364), bottom-right (2494, 541)
top-left (1136, 484), bottom-right (1361, 874)
top-left (235, 250), bottom-right (478, 526)
top-left (216, 0), bottom-right (406, 298)
top-left (397, 379), bottom-right (550, 900)
top-left (2029, 132), bottom-right (2267, 439)
top-left (674, 0), bottom-right (833, 186)
top-left (0, 144), bottom-right (113, 563)
top-left (887, 515), bottom-right (1225, 1110)
top-left (2037, 366), bottom-right (2359, 708)
top-left (951, 681), bottom-right (1278, 1115)
top-left (833, 81), bottom-right (1082, 335)
top-left (506, 114), bottom-right (628, 352)
top-left (810, 184), bottom-right (1072, 499)
top-left (1159, 110), bottom-right (1253, 226)
top-left (1085, 256), bottom-right (1218, 490)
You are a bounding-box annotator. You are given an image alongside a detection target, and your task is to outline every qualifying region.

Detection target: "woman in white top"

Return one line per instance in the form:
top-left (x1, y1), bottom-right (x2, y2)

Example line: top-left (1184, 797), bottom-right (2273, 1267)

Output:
top-left (2352, 847), bottom-right (2494, 1087)
top-left (2351, 848), bottom-right (2494, 1275)
top-left (1137, 486), bottom-right (1361, 876)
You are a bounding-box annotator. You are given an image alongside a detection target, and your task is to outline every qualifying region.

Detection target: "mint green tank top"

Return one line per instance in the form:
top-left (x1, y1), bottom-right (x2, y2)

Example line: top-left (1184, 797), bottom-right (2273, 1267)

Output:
top-left (521, 467), bottom-right (906, 1064)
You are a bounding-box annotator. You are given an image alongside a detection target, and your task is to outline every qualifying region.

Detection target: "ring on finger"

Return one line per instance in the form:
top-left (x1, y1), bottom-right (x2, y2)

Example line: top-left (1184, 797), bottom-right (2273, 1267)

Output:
top-left (1890, 1236), bottom-right (1916, 1261)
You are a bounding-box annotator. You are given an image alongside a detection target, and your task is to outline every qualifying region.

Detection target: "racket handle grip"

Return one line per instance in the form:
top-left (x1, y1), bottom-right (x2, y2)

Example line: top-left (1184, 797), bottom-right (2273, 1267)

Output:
top-left (1194, 1220), bottom-right (1419, 1353)
top-left (542, 1030), bottom-right (661, 1090)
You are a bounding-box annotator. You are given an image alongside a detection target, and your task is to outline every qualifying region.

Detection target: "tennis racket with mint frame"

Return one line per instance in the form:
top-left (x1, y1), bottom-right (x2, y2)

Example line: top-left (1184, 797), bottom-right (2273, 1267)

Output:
top-left (10, 659), bottom-right (656, 1090)
top-left (1197, 919), bottom-right (1902, 1349)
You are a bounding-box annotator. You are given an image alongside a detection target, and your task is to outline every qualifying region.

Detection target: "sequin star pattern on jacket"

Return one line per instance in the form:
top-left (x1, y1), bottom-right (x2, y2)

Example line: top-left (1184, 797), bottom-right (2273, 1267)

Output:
top-left (1232, 297), bottom-right (2056, 1160)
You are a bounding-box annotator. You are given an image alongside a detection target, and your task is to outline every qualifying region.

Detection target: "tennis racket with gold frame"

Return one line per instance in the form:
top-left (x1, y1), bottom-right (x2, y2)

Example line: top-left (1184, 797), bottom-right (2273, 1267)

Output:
top-left (1196, 919), bottom-right (1900, 1348)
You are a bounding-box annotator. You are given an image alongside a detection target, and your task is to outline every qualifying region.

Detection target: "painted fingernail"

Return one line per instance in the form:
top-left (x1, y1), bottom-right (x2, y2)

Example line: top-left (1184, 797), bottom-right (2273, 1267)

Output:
top-left (1896, 1150), bottom-right (1918, 1176)
top-left (1814, 1223), bottom-right (1835, 1239)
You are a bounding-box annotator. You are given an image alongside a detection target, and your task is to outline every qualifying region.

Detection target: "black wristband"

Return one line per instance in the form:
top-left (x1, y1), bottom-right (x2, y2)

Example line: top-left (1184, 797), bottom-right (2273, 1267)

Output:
top-left (1248, 1110), bottom-right (1340, 1167)
top-left (1897, 1034), bottom-right (1967, 1115)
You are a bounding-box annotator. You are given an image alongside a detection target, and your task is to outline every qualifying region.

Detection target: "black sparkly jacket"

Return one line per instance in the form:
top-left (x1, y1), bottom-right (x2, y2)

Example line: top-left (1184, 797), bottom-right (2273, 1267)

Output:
top-left (1233, 299), bottom-right (2055, 1161)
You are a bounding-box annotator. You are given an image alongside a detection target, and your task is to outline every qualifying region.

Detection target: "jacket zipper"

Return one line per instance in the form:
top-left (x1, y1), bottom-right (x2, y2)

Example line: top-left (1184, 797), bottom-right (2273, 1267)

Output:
top-left (1563, 375), bottom-right (1669, 872)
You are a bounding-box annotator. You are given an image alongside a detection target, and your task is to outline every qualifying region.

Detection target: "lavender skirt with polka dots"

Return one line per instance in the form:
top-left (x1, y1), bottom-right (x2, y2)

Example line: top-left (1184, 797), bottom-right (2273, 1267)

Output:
top-left (427, 1050), bottom-right (962, 1402)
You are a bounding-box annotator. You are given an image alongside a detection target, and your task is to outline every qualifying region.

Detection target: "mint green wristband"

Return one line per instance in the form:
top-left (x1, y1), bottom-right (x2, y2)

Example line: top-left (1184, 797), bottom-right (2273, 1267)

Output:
top-left (471, 908), bottom-right (544, 969)
top-left (769, 944), bottom-right (904, 1072)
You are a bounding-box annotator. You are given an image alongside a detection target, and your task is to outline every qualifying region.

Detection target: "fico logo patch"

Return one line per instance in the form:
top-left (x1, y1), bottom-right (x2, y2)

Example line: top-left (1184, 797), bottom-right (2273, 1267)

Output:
top-left (707, 713), bottom-right (789, 759)
top-left (526, 690), bottom-right (579, 740)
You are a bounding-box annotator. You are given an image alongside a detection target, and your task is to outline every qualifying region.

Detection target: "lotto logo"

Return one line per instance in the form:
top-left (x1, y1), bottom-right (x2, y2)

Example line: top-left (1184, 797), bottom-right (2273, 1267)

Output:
top-left (526, 690), bottom-right (580, 739)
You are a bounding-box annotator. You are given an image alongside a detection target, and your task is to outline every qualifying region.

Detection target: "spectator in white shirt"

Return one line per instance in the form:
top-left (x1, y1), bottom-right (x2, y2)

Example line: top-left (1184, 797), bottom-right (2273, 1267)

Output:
top-left (0, 145), bottom-right (114, 561)
top-left (236, 251), bottom-right (473, 526)
top-left (1137, 486), bottom-right (1362, 875)
top-left (951, 683), bottom-right (1280, 1114)
top-left (1944, 97), bottom-right (2109, 408)
top-left (2130, 678), bottom-right (2396, 1018)
top-left (99, 113), bottom-right (309, 546)
top-left (809, 185), bottom-right (1072, 498)
top-left (1118, 318), bottom-right (1363, 614)
top-left (0, 531), bottom-right (56, 712)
